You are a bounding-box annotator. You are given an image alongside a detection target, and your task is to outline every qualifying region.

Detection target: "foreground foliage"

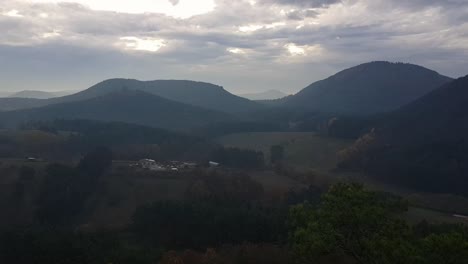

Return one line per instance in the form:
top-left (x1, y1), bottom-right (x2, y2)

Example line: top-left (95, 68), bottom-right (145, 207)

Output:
top-left (289, 183), bottom-right (468, 264)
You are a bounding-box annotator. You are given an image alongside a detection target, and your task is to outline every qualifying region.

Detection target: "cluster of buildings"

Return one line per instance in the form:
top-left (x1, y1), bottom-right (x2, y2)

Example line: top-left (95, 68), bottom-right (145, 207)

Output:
top-left (135, 159), bottom-right (220, 172)
top-left (137, 159), bottom-right (198, 172)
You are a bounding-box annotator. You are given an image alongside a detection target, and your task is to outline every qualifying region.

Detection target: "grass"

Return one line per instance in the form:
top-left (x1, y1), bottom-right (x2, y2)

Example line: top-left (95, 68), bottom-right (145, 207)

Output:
top-left (216, 132), bottom-right (353, 172)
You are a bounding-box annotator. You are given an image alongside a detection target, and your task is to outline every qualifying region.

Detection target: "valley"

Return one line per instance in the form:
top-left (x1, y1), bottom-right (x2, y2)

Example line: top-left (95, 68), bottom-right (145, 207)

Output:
top-left (1, 61), bottom-right (467, 263)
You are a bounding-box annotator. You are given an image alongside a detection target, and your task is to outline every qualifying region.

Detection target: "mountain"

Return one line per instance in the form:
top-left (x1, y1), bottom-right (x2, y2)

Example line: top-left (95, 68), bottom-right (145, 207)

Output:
top-left (380, 75), bottom-right (468, 144)
top-left (338, 75), bottom-right (468, 195)
top-left (8, 90), bottom-right (74, 99)
top-left (280, 61), bottom-right (453, 115)
top-left (50, 79), bottom-right (260, 113)
top-left (239, 89), bottom-right (288, 100)
top-left (0, 79), bottom-right (260, 113)
top-left (0, 90), bottom-right (232, 131)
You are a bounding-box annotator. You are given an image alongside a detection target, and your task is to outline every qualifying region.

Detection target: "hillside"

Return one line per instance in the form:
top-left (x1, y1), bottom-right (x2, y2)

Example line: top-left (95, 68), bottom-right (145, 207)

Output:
top-left (0, 97), bottom-right (46, 111)
top-left (381, 75), bottom-right (468, 143)
top-left (51, 79), bottom-right (260, 113)
top-left (0, 79), bottom-right (260, 113)
top-left (0, 90), bottom-right (232, 131)
top-left (339, 75), bottom-right (468, 195)
top-left (280, 61), bottom-right (452, 115)
top-left (239, 89), bottom-right (288, 100)
top-left (0, 119), bottom-right (212, 161)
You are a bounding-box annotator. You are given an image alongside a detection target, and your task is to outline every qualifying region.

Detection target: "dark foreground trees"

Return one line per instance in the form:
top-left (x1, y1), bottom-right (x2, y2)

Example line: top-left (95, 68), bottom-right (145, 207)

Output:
top-left (3, 175), bottom-right (468, 264)
top-left (36, 147), bottom-right (112, 227)
top-left (289, 183), bottom-right (468, 264)
top-left (132, 201), bottom-right (286, 249)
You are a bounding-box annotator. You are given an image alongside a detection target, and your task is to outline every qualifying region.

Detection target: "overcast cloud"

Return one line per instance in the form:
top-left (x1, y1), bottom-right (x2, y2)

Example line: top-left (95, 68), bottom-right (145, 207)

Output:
top-left (0, 0), bottom-right (467, 93)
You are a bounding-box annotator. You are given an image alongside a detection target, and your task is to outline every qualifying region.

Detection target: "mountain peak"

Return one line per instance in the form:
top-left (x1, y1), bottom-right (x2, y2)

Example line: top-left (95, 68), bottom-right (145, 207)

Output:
top-left (281, 62), bottom-right (452, 115)
top-left (60, 79), bottom-right (259, 113)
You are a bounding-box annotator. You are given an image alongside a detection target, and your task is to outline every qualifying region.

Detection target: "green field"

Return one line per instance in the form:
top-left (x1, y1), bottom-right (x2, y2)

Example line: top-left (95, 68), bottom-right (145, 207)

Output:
top-left (216, 132), bottom-right (353, 172)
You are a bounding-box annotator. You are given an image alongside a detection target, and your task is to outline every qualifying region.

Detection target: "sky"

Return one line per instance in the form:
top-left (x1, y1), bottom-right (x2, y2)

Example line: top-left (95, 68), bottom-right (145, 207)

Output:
top-left (0, 0), bottom-right (467, 94)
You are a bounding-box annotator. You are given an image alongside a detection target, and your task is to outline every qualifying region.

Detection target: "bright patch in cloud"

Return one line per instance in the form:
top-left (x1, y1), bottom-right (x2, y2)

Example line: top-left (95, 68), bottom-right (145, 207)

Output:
top-left (239, 25), bottom-right (263, 32)
top-left (286, 43), bottom-right (306, 55)
top-left (285, 43), bottom-right (323, 57)
top-left (42, 30), bottom-right (61, 38)
top-left (265, 22), bottom-right (286, 29)
top-left (239, 22), bottom-right (286, 32)
top-left (227, 48), bottom-right (246, 54)
top-left (119, 37), bottom-right (166, 52)
top-left (3, 9), bottom-right (24, 17)
top-left (25, 0), bottom-right (216, 18)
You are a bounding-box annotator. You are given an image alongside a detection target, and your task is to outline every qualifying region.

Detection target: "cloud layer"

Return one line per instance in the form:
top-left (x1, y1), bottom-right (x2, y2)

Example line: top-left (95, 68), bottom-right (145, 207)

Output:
top-left (0, 0), bottom-right (467, 93)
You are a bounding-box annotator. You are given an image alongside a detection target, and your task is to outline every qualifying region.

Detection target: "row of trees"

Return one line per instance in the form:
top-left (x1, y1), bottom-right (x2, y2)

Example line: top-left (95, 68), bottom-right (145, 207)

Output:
top-left (16, 119), bottom-right (210, 161)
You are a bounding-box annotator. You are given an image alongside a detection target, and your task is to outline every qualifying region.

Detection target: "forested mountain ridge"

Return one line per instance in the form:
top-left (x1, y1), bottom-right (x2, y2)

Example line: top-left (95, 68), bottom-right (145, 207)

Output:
top-left (0, 79), bottom-right (261, 113)
top-left (339, 75), bottom-right (468, 194)
top-left (279, 61), bottom-right (452, 115)
top-left (0, 90), bottom-right (232, 131)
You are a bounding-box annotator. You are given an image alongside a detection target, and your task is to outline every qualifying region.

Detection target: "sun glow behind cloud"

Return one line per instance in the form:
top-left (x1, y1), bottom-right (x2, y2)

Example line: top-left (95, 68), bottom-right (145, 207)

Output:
top-left (286, 43), bottom-right (306, 55)
top-left (3, 9), bottom-right (24, 17)
top-left (23, 0), bottom-right (216, 18)
top-left (42, 30), bottom-right (61, 38)
top-left (284, 43), bottom-right (324, 58)
top-left (227, 48), bottom-right (246, 54)
top-left (119, 37), bottom-right (166, 52)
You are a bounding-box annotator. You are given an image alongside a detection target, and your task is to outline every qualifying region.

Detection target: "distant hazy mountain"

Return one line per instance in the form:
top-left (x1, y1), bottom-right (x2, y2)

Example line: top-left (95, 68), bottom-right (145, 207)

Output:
top-left (8, 90), bottom-right (74, 99)
top-left (339, 75), bottom-right (468, 194)
top-left (0, 90), bottom-right (232, 131)
top-left (239, 89), bottom-right (288, 100)
top-left (0, 79), bottom-right (260, 113)
top-left (280, 61), bottom-right (452, 115)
